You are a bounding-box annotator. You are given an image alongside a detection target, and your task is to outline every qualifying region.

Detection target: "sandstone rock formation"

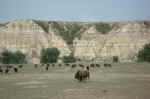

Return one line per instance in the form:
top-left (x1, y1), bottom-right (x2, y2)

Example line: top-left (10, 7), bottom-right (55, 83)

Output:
top-left (0, 20), bottom-right (150, 63)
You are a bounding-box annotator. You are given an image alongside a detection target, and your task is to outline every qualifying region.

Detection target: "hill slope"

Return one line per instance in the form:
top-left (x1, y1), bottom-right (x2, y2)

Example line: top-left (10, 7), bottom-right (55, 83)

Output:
top-left (0, 20), bottom-right (150, 63)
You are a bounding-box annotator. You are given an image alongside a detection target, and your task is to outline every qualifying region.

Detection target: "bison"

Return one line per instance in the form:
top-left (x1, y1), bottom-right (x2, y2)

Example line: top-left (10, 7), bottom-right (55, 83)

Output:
top-left (74, 66), bottom-right (90, 81)
top-left (5, 68), bottom-right (9, 74)
top-left (95, 64), bottom-right (101, 68)
top-left (90, 63), bottom-right (95, 68)
top-left (104, 63), bottom-right (112, 68)
top-left (45, 66), bottom-right (49, 71)
top-left (71, 64), bottom-right (76, 68)
top-left (0, 68), bottom-right (3, 74)
top-left (18, 65), bottom-right (23, 68)
top-left (14, 67), bottom-right (18, 73)
top-left (79, 64), bottom-right (84, 68)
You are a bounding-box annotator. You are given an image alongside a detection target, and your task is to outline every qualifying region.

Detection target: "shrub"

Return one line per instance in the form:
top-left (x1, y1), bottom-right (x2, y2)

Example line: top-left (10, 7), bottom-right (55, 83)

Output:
top-left (1, 50), bottom-right (26, 64)
top-left (62, 54), bottom-right (76, 63)
top-left (51, 22), bottom-right (83, 45)
top-left (113, 56), bottom-right (119, 63)
top-left (137, 43), bottom-right (150, 62)
top-left (34, 20), bottom-right (49, 33)
top-left (95, 23), bottom-right (112, 34)
top-left (40, 48), bottom-right (60, 63)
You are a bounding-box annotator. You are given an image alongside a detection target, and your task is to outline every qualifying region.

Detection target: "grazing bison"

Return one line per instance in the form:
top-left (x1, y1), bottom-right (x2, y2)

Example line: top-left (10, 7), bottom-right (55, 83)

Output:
top-left (79, 64), bottom-right (84, 68)
top-left (18, 65), bottom-right (23, 68)
top-left (104, 63), bottom-right (112, 68)
top-left (46, 64), bottom-right (50, 67)
top-left (0, 67), bottom-right (3, 74)
top-left (58, 64), bottom-right (62, 67)
top-left (95, 64), bottom-right (101, 68)
top-left (34, 64), bottom-right (38, 68)
top-left (74, 66), bottom-right (90, 81)
top-left (71, 64), bottom-right (76, 68)
top-left (65, 63), bottom-right (70, 66)
top-left (7, 65), bottom-right (12, 69)
top-left (52, 64), bottom-right (55, 67)
top-left (90, 63), bottom-right (95, 68)
top-left (45, 66), bottom-right (49, 71)
top-left (14, 67), bottom-right (18, 73)
top-left (5, 68), bottom-right (9, 74)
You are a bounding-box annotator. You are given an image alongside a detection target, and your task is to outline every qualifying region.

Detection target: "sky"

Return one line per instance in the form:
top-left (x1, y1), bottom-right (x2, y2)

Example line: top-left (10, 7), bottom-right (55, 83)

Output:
top-left (0, 0), bottom-right (150, 23)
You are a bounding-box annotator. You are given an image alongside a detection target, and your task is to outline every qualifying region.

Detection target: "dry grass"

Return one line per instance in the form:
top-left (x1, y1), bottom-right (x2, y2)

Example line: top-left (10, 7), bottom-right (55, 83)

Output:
top-left (0, 62), bottom-right (150, 99)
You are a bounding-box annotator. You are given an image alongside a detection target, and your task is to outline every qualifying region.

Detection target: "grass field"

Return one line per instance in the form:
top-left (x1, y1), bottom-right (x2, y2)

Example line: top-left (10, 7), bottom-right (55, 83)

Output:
top-left (0, 63), bottom-right (150, 99)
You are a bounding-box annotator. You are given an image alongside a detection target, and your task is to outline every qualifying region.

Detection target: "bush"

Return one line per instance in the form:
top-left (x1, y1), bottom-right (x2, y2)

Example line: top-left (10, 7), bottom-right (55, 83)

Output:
top-left (137, 43), bottom-right (150, 62)
top-left (51, 22), bottom-right (83, 45)
top-left (1, 50), bottom-right (26, 64)
top-left (40, 48), bottom-right (60, 63)
top-left (62, 54), bottom-right (76, 63)
top-left (113, 56), bottom-right (119, 63)
top-left (95, 23), bottom-right (112, 34)
top-left (34, 20), bottom-right (49, 33)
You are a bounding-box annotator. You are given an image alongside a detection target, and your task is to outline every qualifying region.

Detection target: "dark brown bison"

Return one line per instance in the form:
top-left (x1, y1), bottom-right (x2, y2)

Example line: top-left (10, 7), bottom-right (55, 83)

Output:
top-left (5, 68), bottom-right (9, 74)
top-left (90, 63), bottom-right (95, 68)
top-left (0, 67), bottom-right (3, 74)
top-left (74, 66), bottom-right (90, 81)
top-left (58, 64), bottom-right (62, 67)
top-left (71, 64), bottom-right (76, 68)
top-left (104, 63), bottom-right (112, 68)
top-left (18, 65), bottom-right (23, 68)
top-left (52, 64), bottom-right (55, 67)
top-left (45, 66), bottom-right (49, 71)
top-left (95, 64), bottom-right (101, 68)
top-left (79, 64), bottom-right (84, 68)
top-left (65, 63), bottom-right (70, 66)
top-left (34, 64), bottom-right (38, 68)
top-left (46, 64), bottom-right (50, 67)
top-left (14, 67), bottom-right (18, 73)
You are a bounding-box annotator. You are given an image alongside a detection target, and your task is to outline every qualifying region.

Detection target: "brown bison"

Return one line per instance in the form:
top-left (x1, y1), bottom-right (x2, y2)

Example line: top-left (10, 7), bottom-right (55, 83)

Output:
top-left (71, 64), bottom-right (76, 68)
top-left (74, 66), bottom-right (90, 81)
top-left (104, 63), bottom-right (112, 68)
top-left (14, 67), bottom-right (18, 73)
top-left (0, 67), bottom-right (3, 74)
top-left (79, 64), bottom-right (84, 68)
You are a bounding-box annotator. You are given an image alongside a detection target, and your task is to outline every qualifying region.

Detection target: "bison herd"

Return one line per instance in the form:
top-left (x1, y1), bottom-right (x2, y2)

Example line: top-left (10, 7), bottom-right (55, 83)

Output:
top-left (33, 63), bottom-right (112, 82)
top-left (0, 63), bottom-right (112, 82)
top-left (0, 64), bottom-right (23, 75)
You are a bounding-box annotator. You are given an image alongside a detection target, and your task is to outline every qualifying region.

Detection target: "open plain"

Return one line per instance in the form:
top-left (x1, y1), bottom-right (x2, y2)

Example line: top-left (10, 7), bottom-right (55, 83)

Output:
top-left (0, 63), bottom-right (150, 99)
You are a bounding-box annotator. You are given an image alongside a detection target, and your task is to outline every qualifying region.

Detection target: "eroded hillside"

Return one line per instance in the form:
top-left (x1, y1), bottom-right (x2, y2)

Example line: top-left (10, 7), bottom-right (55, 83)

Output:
top-left (0, 20), bottom-right (150, 63)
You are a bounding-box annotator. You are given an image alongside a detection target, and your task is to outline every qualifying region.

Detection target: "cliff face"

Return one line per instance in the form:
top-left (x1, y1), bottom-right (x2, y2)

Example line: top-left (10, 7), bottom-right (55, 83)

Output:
top-left (0, 20), bottom-right (150, 63)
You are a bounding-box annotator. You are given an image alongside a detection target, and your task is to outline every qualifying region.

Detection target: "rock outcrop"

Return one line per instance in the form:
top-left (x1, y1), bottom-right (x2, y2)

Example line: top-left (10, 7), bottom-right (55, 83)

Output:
top-left (0, 20), bottom-right (150, 63)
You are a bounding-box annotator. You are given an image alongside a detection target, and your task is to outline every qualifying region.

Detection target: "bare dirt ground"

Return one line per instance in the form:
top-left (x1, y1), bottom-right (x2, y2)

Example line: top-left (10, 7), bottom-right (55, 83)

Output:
top-left (0, 63), bottom-right (150, 99)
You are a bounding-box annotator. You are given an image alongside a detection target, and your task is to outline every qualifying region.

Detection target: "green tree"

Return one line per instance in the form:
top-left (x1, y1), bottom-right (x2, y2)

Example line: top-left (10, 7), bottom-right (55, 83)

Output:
top-left (113, 56), bottom-right (119, 63)
top-left (1, 50), bottom-right (13, 64)
top-left (40, 48), bottom-right (60, 63)
top-left (62, 54), bottom-right (76, 63)
top-left (1, 50), bottom-right (26, 64)
top-left (138, 43), bottom-right (150, 62)
top-left (13, 51), bottom-right (26, 64)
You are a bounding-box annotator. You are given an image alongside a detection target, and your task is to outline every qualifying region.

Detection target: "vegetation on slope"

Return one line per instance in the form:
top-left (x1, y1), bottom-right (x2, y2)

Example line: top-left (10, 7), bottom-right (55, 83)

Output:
top-left (51, 22), bottom-right (84, 45)
top-left (40, 48), bottom-right (60, 63)
top-left (143, 21), bottom-right (150, 28)
top-left (1, 50), bottom-right (26, 64)
top-left (95, 23), bottom-right (113, 34)
top-left (138, 43), bottom-right (150, 62)
top-left (34, 20), bottom-right (49, 33)
top-left (62, 53), bottom-right (76, 63)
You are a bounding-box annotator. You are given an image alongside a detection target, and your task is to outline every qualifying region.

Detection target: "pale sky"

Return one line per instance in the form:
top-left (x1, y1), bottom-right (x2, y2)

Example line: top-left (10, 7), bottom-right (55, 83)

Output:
top-left (0, 0), bottom-right (150, 23)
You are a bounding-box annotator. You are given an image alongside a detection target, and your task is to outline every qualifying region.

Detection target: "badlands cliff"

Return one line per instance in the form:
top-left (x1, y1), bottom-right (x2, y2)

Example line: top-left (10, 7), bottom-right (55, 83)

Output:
top-left (0, 20), bottom-right (150, 63)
